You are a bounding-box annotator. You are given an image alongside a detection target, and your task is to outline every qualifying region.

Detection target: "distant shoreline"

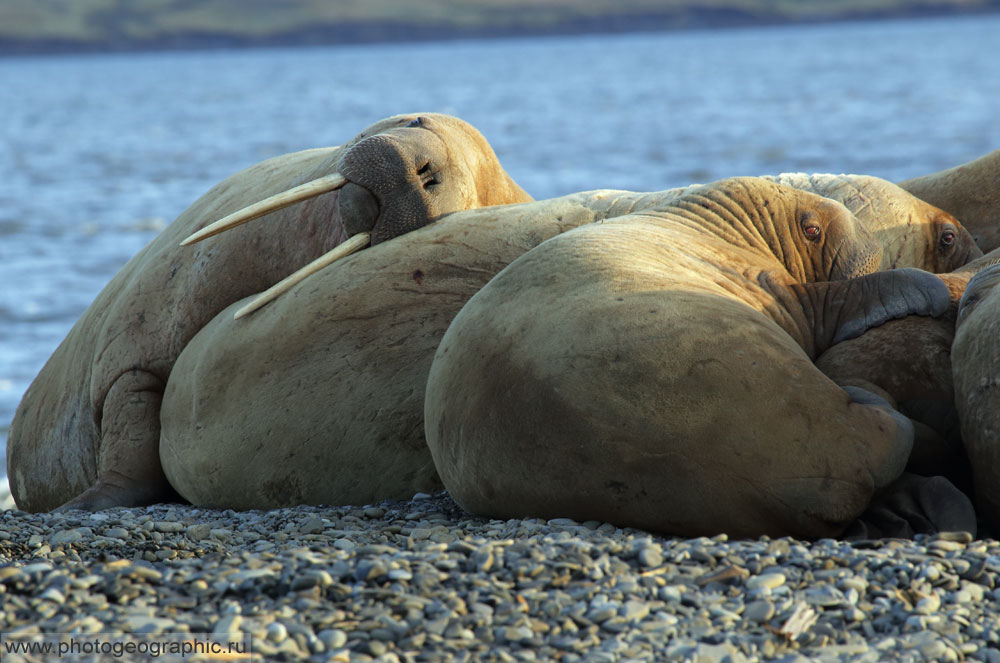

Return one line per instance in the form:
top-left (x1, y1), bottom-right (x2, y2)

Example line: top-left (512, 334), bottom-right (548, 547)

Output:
top-left (3, 5), bottom-right (999, 58)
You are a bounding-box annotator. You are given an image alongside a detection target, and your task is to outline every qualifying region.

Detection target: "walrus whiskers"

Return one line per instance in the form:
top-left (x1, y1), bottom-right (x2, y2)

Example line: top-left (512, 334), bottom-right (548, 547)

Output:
top-left (180, 172), bottom-right (348, 246)
top-left (233, 231), bottom-right (371, 319)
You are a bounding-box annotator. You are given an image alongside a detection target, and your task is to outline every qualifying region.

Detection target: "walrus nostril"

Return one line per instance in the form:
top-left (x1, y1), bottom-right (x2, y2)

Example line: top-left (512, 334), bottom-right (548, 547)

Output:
top-left (416, 161), bottom-right (440, 189)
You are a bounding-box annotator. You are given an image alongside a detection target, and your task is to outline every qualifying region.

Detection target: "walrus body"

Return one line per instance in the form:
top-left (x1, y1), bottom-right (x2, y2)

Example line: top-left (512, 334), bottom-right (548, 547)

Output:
top-left (158, 190), bottom-right (685, 509)
top-left (952, 264), bottom-right (1000, 532)
top-left (900, 149), bottom-right (1000, 253)
top-left (8, 113), bottom-right (530, 512)
top-left (425, 178), bottom-right (951, 539)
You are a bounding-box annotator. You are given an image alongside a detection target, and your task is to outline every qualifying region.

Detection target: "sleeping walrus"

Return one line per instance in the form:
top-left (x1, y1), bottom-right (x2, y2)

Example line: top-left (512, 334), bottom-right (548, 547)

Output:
top-left (8, 113), bottom-right (530, 512)
top-left (424, 177), bottom-right (952, 539)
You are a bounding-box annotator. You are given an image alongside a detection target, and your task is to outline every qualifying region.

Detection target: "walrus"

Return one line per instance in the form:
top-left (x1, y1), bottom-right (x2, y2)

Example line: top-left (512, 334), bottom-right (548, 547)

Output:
top-left (900, 148), bottom-right (1000, 253)
top-left (157, 189), bottom-right (709, 510)
top-left (761, 173), bottom-right (980, 272)
top-left (8, 112), bottom-right (530, 512)
top-left (952, 262), bottom-right (1000, 533)
top-left (424, 177), bottom-right (952, 539)
top-left (659, 173), bottom-right (979, 272)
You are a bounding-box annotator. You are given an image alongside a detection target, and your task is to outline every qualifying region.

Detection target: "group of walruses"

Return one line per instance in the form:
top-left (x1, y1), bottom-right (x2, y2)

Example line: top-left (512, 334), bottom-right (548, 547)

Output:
top-left (8, 113), bottom-right (1000, 540)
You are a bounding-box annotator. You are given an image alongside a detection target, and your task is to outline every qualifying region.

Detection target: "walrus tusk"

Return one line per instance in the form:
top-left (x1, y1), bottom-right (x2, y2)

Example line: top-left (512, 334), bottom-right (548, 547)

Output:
top-left (180, 173), bottom-right (348, 246)
top-left (233, 231), bottom-right (372, 320)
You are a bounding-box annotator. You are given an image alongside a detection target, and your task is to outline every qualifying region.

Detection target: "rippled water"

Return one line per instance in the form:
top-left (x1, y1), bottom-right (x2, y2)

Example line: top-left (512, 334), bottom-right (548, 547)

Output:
top-left (2, 15), bottom-right (999, 482)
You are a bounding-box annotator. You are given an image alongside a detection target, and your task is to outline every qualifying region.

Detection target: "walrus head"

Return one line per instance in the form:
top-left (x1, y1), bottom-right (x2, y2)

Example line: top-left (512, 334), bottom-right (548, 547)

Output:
top-left (179, 112), bottom-right (530, 317)
top-left (958, 263), bottom-right (1000, 326)
top-left (917, 205), bottom-right (982, 273)
top-left (789, 195), bottom-right (884, 282)
top-left (336, 114), bottom-right (530, 244)
top-left (671, 179), bottom-right (883, 282)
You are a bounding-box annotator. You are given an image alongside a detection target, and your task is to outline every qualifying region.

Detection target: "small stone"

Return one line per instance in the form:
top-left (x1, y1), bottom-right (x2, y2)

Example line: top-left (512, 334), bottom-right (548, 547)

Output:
top-left (104, 527), bottom-right (129, 540)
top-left (747, 573), bottom-right (786, 590)
top-left (154, 521), bottom-right (184, 533)
top-left (363, 507), bottom-right (385, 518)
top-left (744, 600), bottom-right (774, 623)
top-left (387, 569), bottom-right (412, 581)
top-left (915, 592), bottom-right (941, 614)
top-left (186, 524), bottom-right (210, 541)
top-left (123, 616), bottom-right (176, 634)
top-left (692, 642), bottom-right (738, 663)
top-left (918, 639), bottom-right (950, 660)
top-left (318, 629), bottom-right (347, 650)
top-left (503, 626), bottom-right (534, 644)
top-left (409, 528), bottom-right (432, 541)
top-left (621, 600), bottom-right (650, 621)
top-left (473, 547), bottom-right (495, 572)
top-left (21, 563), bottom-right (54, 577)
top-left (298, 517), bottom-right (324, 534)
top-left (355, 561), bottom-right (388, 582)
top-left (586, 604), bottom-right (618, 623)
top-left (0, 567), bottom-right (27, 583)
top-left (333, 538), bottom-right (356, 551)
top-left (804, 585), bottom-right (845, 607)
top-left (51, 528), bottom-right (92, 545)
top-left (213, 614), bottom-right (242, 636)
top-left (266, 621), bottom-right (288, 643)
top-left (38, 588), bottom-right (66, 604)
top-left (637, 546), bottom-right (663, 568)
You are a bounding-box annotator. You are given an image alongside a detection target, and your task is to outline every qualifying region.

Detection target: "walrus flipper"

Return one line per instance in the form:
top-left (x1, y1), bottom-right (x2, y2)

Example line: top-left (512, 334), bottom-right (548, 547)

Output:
top-left (56, 369), bottom-right (176, 511)
top-left (794, 268), bottom-right (950, 354)
top-left (843, 473), bottom-right (977, 540)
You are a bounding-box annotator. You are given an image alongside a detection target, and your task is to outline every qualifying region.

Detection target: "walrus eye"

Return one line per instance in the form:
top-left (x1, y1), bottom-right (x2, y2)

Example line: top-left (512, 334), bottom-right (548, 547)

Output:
top-left (940, 230), bottom-right (956, 248)
top-left (799, 211), bottom-right (822, 242)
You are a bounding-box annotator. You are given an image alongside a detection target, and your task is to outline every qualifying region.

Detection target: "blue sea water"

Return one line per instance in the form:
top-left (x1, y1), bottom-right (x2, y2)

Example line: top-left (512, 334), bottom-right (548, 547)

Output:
top-left (1, 14), bottom-right (999, 491)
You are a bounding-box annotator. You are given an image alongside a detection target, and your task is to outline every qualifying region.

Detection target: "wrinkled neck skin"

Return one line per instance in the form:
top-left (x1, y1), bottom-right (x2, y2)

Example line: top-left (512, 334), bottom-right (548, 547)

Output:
top-left (899, 149), bottom-right (1000, 253)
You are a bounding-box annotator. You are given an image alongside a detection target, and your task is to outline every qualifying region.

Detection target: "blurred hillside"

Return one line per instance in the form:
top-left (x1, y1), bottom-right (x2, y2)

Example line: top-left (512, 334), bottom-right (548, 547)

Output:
top-left (3, 0), bottom-right (999, 55)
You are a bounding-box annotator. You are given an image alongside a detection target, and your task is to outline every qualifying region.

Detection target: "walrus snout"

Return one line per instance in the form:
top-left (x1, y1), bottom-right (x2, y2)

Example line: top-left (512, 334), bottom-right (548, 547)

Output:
top-left (339, 132), bottom-right (448, 245)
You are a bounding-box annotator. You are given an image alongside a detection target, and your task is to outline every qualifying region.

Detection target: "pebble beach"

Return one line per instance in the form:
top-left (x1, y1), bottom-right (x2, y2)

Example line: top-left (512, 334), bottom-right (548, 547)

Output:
top-left (1, 491), bottom-right (999, 662)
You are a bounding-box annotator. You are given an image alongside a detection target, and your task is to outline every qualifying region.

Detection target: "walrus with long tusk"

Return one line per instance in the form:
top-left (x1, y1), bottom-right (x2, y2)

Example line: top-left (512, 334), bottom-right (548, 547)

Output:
top-left (424, 177), bottom-right (953, 539)
top-left (7, 112), bottom-right (530, 512)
